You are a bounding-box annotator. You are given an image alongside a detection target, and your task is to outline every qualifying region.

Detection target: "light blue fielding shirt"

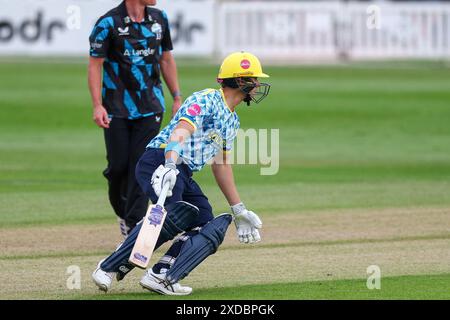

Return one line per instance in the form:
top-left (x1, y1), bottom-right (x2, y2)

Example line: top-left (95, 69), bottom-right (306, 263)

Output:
top-left (147, 88), bottom-right (240, 171)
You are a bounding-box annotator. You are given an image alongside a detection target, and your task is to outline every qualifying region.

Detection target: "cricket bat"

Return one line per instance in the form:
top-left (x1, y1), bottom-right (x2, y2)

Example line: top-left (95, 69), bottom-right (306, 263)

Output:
top-left (129, 182), bottom-right (171, 269)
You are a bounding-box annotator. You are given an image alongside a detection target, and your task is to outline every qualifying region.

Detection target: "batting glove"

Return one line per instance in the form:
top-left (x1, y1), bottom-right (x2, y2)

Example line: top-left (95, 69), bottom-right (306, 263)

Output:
top-left (231, 203), bottom-right (262, 244)
top-left (151, 163), bottom-right (179, 198)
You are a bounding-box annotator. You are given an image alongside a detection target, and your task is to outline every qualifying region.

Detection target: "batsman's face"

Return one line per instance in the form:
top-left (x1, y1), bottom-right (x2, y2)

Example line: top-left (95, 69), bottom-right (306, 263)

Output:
top-left (237, 77), bottom-right (258, 95)
top-left (238, 77), bottom-right (271, 104)
top-left (249, 78), bottom-right (260, 96)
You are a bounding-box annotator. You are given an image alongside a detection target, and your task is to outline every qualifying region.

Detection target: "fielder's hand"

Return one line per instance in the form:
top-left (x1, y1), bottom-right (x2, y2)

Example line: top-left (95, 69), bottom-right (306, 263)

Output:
top-left (171, 96), bottom-right (182, 118)
top-left (93, 105), bottom-right (110, 128)
top-left (231, 203), bottom-right (262, 244)
top-left (151, 164), bottom-right (179, 197)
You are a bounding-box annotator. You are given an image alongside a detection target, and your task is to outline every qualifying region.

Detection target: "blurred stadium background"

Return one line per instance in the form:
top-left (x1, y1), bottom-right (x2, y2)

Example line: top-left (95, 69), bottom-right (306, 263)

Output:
top-left (1, 0), bottom-right (450, 60)
top-left (1, 0), bottom-right (450, 299)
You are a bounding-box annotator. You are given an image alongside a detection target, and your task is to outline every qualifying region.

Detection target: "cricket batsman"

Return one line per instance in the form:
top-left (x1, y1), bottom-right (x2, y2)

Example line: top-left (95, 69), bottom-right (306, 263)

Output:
top-left (92, 51), bottom-right (271, 295)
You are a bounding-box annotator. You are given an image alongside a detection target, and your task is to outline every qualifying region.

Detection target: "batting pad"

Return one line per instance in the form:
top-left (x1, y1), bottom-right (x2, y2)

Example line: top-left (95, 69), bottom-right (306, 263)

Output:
top-left (165, 213), bottom-right (232, 284)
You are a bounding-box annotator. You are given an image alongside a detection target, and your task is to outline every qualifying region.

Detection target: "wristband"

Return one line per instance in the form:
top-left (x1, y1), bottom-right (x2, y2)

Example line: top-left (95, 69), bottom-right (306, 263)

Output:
top-left (231, 202), bottom-right (246, 216)
top-left (164, 158), bottom-right (177, 170)
top-left (172, 90), bottom-right (182, 98)
top-left (165, 141), bottom-right (182, 157)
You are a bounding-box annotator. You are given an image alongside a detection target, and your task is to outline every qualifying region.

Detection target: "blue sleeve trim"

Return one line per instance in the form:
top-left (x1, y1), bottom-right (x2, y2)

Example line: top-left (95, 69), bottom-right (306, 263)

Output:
top-left (164, 141), bottom-right (183, 156)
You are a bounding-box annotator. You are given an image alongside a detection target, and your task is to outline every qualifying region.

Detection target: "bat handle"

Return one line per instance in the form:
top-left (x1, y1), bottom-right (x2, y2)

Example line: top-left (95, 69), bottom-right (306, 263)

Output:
top-left (156, 180), bottom-right (171, 207)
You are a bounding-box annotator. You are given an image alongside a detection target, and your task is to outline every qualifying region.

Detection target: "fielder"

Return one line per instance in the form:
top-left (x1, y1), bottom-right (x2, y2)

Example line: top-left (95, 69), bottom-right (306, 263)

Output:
top-left (92, 51), bottom-right (271, 295)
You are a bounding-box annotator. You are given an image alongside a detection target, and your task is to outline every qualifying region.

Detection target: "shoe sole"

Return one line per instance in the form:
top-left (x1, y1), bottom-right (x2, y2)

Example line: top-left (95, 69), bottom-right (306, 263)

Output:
top-left (93, 280), bottom-right (108, 292)
top-left (92, 271), bottom-right (110, 293)
top-left (139, 280), bottom-right (191, 296)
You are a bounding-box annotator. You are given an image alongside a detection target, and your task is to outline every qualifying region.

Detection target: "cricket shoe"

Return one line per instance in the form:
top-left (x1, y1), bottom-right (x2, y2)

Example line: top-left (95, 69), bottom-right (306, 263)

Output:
top-left (140, 268), bottom-right (192, 296)
top-left (118, 218), bottom-right (130, 239)
top-left (92, 259), bottom-right (116, 292)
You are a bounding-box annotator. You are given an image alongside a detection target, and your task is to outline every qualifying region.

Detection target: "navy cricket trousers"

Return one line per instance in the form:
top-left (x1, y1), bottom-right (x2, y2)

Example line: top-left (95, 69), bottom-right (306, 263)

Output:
top-left (103, 115), bottom-right (162, 228)
top-left (135, 148), bottom-right (214, 227)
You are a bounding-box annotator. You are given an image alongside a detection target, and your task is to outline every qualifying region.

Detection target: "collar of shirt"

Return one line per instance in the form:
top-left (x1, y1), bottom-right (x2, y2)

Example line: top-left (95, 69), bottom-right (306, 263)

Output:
top-left (219, 88), bottom-right (236, 114)
top-left (118, 0), bottom-right (154, 26)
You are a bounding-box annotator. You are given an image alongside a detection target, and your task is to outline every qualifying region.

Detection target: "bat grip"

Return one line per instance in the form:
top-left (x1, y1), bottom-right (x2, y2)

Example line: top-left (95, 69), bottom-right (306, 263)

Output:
top-left (156, 180), bottom-right (171, 207)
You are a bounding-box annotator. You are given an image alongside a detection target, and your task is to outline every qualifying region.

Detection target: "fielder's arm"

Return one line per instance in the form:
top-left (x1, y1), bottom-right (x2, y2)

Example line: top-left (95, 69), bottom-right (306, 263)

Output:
top-left (88, 57), bottom-right (110, 128)
top-left (211, 153), bottom-right (241, 206)
top-left (160, 51), bottom-right (182, 117)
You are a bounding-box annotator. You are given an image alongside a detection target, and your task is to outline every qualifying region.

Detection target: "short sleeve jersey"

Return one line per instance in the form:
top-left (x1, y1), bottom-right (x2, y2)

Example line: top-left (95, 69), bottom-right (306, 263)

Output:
top-left (89, 1), bottom-right (173, 119)
top-left (147, 89), bottom-right (240, 171)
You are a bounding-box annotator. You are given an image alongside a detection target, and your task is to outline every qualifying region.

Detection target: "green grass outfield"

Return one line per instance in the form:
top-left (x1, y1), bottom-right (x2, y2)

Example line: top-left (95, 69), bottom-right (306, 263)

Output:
top-left (0, 58), bottom-right (450, 299)
top-left (81, 274), bottom-right (450, 300)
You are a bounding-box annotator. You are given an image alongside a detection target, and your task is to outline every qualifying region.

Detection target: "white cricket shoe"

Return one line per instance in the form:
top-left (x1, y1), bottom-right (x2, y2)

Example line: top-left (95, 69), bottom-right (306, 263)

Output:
top-left (140, 268), bottom-right (193, 296)
top-left (92, 259), bottom-right (116, 292)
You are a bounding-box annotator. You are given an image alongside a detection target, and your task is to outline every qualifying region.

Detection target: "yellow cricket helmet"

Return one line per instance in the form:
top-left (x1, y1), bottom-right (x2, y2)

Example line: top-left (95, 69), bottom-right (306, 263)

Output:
top-left (217, 51), bottom-right (269, 79)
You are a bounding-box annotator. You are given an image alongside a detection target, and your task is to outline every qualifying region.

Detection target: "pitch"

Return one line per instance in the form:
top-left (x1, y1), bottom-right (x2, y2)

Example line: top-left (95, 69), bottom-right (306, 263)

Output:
top-left (1, 58), bottom-right (450, 299)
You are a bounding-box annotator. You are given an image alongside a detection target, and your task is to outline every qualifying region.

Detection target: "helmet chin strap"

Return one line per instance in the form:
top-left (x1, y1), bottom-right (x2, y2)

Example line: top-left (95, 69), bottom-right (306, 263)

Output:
top-left (244, 94), bottom-right (252, 106)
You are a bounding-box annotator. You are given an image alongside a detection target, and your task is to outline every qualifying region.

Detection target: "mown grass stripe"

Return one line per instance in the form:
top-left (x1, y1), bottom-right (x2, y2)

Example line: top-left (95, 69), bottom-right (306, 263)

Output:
top-left (73, 273), bottom-right (450, 300)
top-left (221, 233), bottom-right (450, 252)
top-left (2, 233), bottom-right (449, 261)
